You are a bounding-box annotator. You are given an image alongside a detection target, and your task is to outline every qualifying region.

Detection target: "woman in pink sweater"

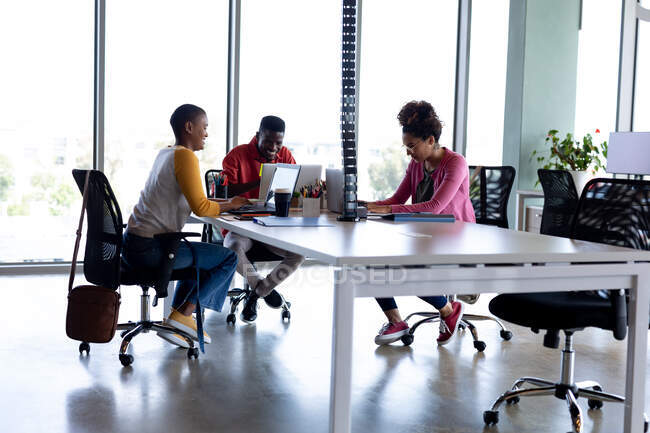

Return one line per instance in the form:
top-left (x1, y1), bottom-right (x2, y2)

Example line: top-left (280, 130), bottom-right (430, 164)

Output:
top-left (366, 100), bottom-right (475, 346)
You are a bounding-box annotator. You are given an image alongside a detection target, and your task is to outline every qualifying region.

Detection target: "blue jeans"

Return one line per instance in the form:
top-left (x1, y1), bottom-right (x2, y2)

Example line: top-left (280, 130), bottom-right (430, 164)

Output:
top-left (376, 296), bottom-right (447, 312)
top-left (123, 233), bottom-right (237, 312)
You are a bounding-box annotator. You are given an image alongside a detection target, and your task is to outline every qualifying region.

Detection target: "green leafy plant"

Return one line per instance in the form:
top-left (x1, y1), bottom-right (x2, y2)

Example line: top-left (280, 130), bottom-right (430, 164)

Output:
top-left (532, 129), bottom-right (608, 175)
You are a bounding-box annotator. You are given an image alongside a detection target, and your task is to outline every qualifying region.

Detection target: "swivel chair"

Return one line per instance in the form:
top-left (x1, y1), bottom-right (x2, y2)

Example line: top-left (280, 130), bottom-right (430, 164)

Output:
top-left (401, 166), bottom-right (516, 351)
top-left (72, 169), bottom-right (202, 367)
top-left (204, 169), bottom-right (291, 325)
top-left (537, 169), bottom-right (579, 238)
top-left (483, 178), bottom-right (650, 433)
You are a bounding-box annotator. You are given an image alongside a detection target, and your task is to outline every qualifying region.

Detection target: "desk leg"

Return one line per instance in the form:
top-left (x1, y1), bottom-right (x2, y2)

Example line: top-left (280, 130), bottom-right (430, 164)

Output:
top-left (163, 281), bottom-right (174, 318)
top-left (516, 194), bottom-right (525, 231)
top-left (329, 269), bottom-right (355, 433)
top-left (624, 268), bottom-right (650, 433)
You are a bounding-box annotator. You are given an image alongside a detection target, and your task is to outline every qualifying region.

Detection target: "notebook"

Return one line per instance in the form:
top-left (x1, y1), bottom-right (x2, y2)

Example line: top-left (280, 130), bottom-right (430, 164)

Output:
top-left (380, 213), bottom-right (455, 222)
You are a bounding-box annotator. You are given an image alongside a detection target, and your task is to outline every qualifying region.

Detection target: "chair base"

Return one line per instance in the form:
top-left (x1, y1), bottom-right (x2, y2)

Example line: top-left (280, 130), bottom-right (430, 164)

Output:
top-left (483, 332), bottom-right (646, 433)
top-left (402, 310), bottom-right (512, 352)
top-left (115, 287), bottom-right (199, 367)
top-left (225, 281), bottom-right (291, 325)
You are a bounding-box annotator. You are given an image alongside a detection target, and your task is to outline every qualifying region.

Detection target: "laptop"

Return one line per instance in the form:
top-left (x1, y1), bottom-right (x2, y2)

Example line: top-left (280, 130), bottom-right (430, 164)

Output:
top-left (326, 168), bottom-right (344, 213)
top-left (230, 164), bottom-right (301, 215)
top-left (250, 163), bottom-right (276, 203)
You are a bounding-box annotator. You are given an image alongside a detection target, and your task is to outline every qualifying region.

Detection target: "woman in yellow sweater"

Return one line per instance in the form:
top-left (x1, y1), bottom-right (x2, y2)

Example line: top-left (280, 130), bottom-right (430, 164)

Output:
top-left (122, 104), bottom-right (248, 348)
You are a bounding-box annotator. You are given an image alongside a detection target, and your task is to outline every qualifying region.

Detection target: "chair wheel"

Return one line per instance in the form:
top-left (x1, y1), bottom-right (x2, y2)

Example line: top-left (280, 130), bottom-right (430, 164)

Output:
top-left (500, 330), bottom-right (513, 341)
top-left (119, 354), bottom-right (134, 367)
top-left (588, 399), bottom-right (603, 410)
top-left (401, 334), bottom-right (414, 346)
top-left (79, 342), bottom-right (90, 355)
top-left (187, 347), bottom-right (199, 359)
top-left (282, 310), bottom-right (291, 321)
top-left (506, 396), bottom-right (520, 405)
top-left (458, 322), bottom-right (466, 330)
top-left (226, 314), bottom-right (236, 325)
top-left (483, 410), bottom-right (499, 425)
top-left (473, 340), bottom-right (486, 352)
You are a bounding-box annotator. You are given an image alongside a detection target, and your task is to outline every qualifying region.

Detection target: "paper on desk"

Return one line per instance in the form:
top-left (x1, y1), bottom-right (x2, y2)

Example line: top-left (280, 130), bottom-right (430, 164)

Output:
top-left (399, 231), bottom-right (433, 238)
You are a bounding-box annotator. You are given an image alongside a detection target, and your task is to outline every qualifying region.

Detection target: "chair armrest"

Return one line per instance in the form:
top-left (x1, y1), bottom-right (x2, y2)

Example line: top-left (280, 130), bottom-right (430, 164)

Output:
top-left (611, 289), bottom-right (627, 340)
top-left (153, 232), bottom-right (201, 242)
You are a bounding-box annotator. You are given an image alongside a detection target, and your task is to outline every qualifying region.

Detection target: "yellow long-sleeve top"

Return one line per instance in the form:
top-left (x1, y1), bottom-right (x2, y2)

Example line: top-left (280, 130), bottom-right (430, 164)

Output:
top-left (126, 146), bottom-right (220, 238)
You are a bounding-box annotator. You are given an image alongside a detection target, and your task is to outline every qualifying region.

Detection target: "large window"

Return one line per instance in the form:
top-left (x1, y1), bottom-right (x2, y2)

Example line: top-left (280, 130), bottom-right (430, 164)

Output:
top-left (358, 1), bottom-right (459, 200)
top-left (0, 1), bottom-right (93, 262)
top-left (465, 0), bottom-right (509, 167)
top-left (573, 0), bottom-right (621, 144)
top-left (634, 6), bottom-right (650, 131)
top-left (238, 0), bottom-right (342, 174)
top-left (105, 0), bottom-right (229, 218)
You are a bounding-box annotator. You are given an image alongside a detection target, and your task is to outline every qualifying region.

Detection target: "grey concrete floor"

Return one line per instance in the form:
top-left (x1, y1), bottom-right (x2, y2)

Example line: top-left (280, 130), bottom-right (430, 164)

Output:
top-left (1, 267), bottom-right (648, 433)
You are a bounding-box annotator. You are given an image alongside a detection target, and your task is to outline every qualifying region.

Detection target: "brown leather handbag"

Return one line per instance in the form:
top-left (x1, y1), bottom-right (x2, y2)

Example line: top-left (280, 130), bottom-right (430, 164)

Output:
top-left (66, 171), bottom-right (121, 343)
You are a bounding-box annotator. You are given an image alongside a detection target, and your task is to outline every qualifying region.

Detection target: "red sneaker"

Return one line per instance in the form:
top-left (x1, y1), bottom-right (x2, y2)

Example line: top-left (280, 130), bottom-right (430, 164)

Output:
top-left (374, 321), bottom-right (409, 345)
top-left (437, 301), bottom-right (465, 345)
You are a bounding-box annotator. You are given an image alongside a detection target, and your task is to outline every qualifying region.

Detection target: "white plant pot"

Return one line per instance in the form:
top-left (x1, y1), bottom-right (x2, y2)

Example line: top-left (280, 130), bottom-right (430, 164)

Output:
top-left (568, 170), bottom-right (592, 197)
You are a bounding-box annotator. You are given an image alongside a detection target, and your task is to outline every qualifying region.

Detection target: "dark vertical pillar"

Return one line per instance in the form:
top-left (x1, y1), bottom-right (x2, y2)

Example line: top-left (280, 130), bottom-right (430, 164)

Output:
top-left (339, 0), bottom-right (360, 221)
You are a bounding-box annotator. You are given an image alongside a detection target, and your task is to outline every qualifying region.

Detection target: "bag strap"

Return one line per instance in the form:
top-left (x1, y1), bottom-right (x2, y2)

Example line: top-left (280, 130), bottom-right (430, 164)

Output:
top-left (68, 171), bottom-right (91, 293)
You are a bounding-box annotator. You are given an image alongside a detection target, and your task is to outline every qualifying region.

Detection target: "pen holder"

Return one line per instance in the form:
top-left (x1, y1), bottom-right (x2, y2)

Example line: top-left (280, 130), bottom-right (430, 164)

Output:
top-left (302, 197), bottom-right (320, 218)
top-left (213, 184), bottom-right (228, 199)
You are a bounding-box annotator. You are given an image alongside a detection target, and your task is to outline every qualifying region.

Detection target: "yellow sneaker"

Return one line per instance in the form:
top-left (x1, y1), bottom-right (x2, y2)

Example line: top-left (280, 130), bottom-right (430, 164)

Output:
top-left (165, 308), bottom-right (211, 344)
top-left (157, 331), bottom-right (191, 348)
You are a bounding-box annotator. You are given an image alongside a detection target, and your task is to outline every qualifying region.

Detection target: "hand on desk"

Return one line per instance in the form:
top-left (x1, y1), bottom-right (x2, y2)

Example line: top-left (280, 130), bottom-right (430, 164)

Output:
top-left (367, 203), bottom-right (391, 214)
top-left (218, 196), bottom-right (250, 213)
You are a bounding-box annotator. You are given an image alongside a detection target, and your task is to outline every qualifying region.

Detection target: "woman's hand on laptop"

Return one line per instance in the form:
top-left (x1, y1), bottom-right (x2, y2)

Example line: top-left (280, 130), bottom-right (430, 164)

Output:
top-left (219, 196), bottom-right (251, 212)
top-left (367, 203), bottom-right (391, 214)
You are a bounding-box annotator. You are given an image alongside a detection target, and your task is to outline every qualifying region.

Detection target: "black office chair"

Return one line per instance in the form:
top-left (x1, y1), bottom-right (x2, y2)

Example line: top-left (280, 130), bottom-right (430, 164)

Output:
top-left (203, 169), bottom-right (291, 325)
top-left (401, 166), bottom-right (516, 351)
top-left (537, 169), bottom-right (579, 238)
top-left (483, 178), bottom-right (650, 433)
top-left (471, 165), bottom-right (516, 228)
top-left (72, 169), bottom-right (203, 367)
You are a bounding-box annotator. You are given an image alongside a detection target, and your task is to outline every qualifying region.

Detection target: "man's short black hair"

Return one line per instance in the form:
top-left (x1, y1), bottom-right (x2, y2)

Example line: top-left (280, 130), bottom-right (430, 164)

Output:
top-left (170, 104), bottom-right (206, 138)
top-left (259, 115), bottom-right (285, 133)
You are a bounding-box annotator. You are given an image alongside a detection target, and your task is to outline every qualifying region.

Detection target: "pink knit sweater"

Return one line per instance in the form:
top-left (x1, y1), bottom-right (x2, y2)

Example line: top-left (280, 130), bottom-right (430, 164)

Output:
top-left (375, 147), bottom-right (476, 222)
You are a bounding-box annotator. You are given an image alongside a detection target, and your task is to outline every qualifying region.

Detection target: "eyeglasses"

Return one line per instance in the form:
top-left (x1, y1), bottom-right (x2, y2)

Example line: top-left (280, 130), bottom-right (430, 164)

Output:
top-left (402, 140), bottom-right (422, 151)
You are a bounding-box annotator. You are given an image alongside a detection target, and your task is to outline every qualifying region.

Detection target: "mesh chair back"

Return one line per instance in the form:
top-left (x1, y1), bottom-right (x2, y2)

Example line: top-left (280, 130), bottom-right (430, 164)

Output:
top-left (72, 169), bottom-right (123, 289)
top-left (469, 166), bottom-right (516, 228)
top-left (571, 178), bottom-right (650, 251)
top-left (203, 169), bottom-right (223, 244)
top-left (537, 169), bottom-right (579, 237)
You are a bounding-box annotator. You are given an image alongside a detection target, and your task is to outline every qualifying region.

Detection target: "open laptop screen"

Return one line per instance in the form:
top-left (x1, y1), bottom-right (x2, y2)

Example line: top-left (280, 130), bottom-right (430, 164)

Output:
top-left (266, 164), bottom-right (301, 205)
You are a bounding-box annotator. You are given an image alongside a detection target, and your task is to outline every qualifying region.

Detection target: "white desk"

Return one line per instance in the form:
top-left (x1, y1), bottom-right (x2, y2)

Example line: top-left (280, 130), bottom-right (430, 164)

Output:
top-left (515, 189), bottom-right (544, 231)
top-left (196, 213), bottom-right (650, 433)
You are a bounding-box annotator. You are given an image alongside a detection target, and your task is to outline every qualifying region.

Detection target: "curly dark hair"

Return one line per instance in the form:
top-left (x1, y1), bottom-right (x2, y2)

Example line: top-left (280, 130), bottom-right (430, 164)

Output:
top-left (397, 100), bottom-right (442, 143)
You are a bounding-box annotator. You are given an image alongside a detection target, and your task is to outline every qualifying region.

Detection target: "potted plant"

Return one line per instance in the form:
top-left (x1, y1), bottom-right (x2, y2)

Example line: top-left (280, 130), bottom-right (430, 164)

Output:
top-left (531, 129), bottom-right (608, 194)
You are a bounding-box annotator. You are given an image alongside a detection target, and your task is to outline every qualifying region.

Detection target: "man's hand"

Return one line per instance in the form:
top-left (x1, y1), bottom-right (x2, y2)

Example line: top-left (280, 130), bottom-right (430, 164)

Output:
top-left (219, 196), bottom-right (251, 213)
top-left (367, 203), bottom-right (391, 214)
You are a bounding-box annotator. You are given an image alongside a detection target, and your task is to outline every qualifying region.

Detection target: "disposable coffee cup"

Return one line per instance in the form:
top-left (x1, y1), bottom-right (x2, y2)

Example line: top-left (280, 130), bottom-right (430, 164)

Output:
top-left (274, 188), bottom-right (292, 217)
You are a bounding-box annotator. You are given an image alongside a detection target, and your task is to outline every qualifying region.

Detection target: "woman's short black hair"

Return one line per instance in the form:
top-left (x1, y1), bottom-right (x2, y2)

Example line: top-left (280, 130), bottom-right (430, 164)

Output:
top-left (170, 104), bottom-right (206, 138)
top-left (397, 100), bottom-right (442, 142)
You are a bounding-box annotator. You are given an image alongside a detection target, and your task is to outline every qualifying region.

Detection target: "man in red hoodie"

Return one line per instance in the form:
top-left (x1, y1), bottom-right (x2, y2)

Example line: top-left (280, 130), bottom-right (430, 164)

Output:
top-left (222, 115), bottom-right (304, 323)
